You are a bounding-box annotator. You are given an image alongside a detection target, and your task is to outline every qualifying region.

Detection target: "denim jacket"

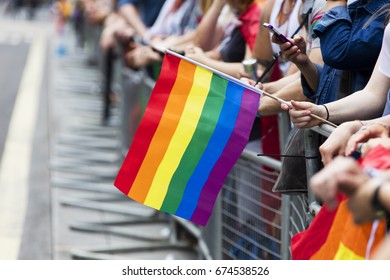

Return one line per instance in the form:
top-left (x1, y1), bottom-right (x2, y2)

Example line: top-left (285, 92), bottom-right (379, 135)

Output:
top-left (301, 0), bottom-right (388, 104)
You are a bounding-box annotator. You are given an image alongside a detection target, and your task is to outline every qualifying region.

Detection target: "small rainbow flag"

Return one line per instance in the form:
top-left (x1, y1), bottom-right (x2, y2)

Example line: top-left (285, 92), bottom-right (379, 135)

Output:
top-left (292, 146), bottom-right (390, 260)
top-left (114, 50), bottom-right (260, 226)
top-left (291, 196), bottom-right (386, 260)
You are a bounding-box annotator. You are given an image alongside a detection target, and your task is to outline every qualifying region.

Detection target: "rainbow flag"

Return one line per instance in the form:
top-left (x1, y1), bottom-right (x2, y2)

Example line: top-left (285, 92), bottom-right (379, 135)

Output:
top-left (292, 146), bottom-right (390, 260)
top-left (114, 51), bottom-right (260, 226)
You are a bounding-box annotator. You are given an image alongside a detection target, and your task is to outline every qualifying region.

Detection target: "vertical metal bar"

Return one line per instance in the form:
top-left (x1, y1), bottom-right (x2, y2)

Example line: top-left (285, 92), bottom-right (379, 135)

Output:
top-left (304, 129), bottom-right (320, 223)
top-left (102, 47), bottom-right (113, 124)
top-left (278, 112), bottom-right (292, 260)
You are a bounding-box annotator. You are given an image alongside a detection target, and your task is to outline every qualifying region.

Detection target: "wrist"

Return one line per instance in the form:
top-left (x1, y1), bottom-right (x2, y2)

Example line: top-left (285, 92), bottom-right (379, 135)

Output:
top-left (371, 182), bottom-right (389, 219)
top-left (321, 104), bottom-right (329, 121)
top-left (347, 120), bottom-right (365, 133)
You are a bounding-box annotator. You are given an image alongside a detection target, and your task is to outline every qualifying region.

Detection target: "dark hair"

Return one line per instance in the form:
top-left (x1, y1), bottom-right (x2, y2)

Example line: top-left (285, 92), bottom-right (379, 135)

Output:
top-left (363, 4), bottom-right (390, 29)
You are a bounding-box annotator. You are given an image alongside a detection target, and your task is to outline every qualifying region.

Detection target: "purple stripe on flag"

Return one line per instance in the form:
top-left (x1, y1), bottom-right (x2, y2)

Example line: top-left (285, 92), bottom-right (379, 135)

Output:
top-left (190, 88), bottom-right (260, 226)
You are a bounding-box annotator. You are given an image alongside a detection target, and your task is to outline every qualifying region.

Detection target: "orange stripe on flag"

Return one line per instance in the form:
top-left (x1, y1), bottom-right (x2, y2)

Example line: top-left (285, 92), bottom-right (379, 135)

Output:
top-left (129, 59), bottom-right (197, 203)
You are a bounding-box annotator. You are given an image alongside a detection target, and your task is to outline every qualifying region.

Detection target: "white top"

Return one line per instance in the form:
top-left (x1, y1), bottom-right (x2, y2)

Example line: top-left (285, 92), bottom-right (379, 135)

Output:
top-left (269, 0), bottom-right (302, 76)
top-left (146, 0), bottom-right (200, 40)
top-left (379, 24), bottom-right (390, 79)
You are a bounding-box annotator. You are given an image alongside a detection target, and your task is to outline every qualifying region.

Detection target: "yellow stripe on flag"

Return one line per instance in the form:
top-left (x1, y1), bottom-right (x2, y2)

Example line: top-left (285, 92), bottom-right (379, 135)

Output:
top-left (334, 243), bottom-right (365, 260)
top-left (144, 66), bottom-right (213, 209)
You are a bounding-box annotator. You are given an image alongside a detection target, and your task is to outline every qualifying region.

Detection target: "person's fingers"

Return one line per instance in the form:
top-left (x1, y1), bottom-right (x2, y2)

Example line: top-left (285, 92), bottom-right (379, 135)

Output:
top-left (345, 133), bottom-right (365, 156)
top-left (288, 108), bottom-right (311, 119)
top-left (290, 100), bottom-right (313, 110)
top-left (319, 144), bottom-right (338, 166)
top-left (281, 103), bottom-right (290, 111)
top-left (288, 51), bottom-right (301, 61)
top-left (345, 125), bottom-right (389, 156)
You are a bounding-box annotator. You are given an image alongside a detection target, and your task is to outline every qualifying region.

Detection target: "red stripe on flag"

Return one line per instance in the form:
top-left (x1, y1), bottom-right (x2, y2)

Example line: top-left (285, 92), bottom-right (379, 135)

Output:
top-left (114, 55), bottom-right (180, 195)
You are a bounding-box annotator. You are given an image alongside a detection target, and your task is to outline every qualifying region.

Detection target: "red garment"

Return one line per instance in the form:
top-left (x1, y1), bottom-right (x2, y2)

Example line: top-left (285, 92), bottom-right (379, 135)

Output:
top-left (260, 61), bottom-right (282, 235)
top-left (239, 3), bottom-right (261, 51)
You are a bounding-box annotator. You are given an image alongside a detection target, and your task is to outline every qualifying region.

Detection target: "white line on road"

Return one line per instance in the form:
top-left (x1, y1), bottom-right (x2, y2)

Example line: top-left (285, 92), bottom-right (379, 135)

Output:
top-left (0, 31), bottom-right (46, 259)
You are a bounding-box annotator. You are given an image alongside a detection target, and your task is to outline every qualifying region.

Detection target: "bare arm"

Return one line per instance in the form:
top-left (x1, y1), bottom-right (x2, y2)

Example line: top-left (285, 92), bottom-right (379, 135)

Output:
top-left (259, 47), bottom-right (323, 115)
top-left (326, 61), bottom-right (389, 124)
top-left (192, 0), bottom-right (226, 51)
top-left (253, 0), bottom-right (275, 66)
top-left (186, 46), bottom-right (249, 79)
top-left (119, 3), bottom-right (148, 38)
top-left (285, 56), bottom-right (390, 128)
top-left (275, 35), bottom-right (319, 92)
top-left (259, 76), bottom-right (310, 115)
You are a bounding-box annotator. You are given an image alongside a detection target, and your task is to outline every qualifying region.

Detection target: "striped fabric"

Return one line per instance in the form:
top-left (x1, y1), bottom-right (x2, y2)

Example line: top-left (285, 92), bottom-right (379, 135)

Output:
top-left (114, 51), bottom-right (260, 226)
top-left (291, 196), bottom-right (386, 260)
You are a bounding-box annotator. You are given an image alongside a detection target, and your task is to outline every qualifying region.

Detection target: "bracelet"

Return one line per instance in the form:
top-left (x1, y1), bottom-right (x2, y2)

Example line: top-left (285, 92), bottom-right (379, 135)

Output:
top-left (321, 104), bottom-right (329, 120)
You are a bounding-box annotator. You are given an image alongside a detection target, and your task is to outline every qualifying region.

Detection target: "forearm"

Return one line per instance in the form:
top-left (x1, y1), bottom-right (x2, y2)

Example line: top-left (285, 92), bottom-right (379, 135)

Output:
top-left (326, 62), bottom-right (389, 124)
top-left (160, 30), bottom-right (197, 50)
top-left (205, 59), bottom-right (243, 79)
top-left (262, 71), bottom-right (300, 93)
top-left (193, 1), bottom-right (225, 50)
top-left (119, 4), bottom-right (148, 38)
top-left (259, 77), bottom-right (310, 116)
top-left (254, 0), bottom-right (274, 65)
top-left (193, 55), bottom-right (242, 78)
top-left (297, 59), bottom-right (319, 93)
top-left (326, 90), bottom-right (385, 124)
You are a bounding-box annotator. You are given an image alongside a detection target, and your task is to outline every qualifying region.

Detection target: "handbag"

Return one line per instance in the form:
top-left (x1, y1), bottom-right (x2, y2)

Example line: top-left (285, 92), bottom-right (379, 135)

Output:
top-left (273, 128), bottom-right (311, 194)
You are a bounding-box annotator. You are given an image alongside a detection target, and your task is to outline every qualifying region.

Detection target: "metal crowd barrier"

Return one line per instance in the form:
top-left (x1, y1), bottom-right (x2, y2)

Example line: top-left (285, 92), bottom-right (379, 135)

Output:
top-left (52, 20), bottom-right (337, 260)
top-left (104, 52), bottom-right (337, 260)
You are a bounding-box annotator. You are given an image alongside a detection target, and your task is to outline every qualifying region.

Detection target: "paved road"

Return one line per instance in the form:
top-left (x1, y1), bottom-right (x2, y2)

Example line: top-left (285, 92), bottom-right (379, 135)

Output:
top-left (0, 5), bottom-right (53, 259)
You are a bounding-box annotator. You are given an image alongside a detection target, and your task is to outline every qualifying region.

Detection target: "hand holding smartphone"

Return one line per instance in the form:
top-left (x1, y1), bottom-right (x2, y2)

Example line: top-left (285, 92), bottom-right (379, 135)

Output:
top-left (263, 23), bottom-right (294, 46)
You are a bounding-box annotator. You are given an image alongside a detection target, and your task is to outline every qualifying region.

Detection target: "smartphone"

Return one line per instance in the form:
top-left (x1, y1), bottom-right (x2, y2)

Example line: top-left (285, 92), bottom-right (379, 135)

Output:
top-left (263, 23), bottom-right (293, 45)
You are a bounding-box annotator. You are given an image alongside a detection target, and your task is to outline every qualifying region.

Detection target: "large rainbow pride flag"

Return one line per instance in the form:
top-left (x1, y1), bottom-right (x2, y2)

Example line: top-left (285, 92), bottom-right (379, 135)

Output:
top-left (114, 50), bottom-right (260, 226)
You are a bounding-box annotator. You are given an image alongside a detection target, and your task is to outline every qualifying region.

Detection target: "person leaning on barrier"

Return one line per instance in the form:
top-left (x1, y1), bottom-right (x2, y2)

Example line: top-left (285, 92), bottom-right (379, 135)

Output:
top-left (98, 0), bottom-right (129, 52)
top-left (183, 0), bottom-right (263, 78)
top-left (81, 0), bottom-right (112, 25)
top-left (273, 0), bottom-right (388, 110)
top-left (242, 0), bottom-right (326, 116)
top-left (123, 0), bottom-right (203, 70)
top-left (279, 4), bottom-right (390, 165)
top-left (309, 149), bottom-right (390, 259)
top-left (116, 0), bottom-right (165, 40)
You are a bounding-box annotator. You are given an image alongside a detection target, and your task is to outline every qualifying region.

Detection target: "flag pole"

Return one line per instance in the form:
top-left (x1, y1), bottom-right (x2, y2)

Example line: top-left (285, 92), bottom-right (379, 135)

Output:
top-left (165, 50), bottom-right (338, 128)
top-left (260, 91), bottom-right (338, 128)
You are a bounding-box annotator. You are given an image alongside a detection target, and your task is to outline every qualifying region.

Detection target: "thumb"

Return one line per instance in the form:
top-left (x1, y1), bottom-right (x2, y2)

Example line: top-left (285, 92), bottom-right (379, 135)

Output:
top-left (281, 103), bottom-right (290, 111)
top-left (293, 35), bottom-right (306, 53)
top-left (290, 100), bottom-right (312, 111)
